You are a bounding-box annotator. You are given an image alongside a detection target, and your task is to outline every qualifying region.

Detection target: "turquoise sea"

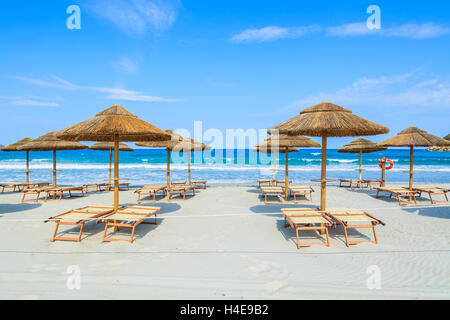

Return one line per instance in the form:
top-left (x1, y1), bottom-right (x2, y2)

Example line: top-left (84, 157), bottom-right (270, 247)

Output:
top-left (0, 149), bottom-right (449, 186)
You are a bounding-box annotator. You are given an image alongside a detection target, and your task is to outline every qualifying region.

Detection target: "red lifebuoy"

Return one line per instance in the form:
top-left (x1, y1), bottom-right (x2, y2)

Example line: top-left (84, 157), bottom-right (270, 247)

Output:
top-left (379, 158), bottom-right (394, 170)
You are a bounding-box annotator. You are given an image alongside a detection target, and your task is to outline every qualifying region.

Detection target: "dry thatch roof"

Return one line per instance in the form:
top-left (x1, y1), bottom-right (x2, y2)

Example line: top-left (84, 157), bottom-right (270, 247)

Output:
top-left (338, 138), bottom-right (387, 154)
top-left (1, 137), bottom-right (33, 151)
top-left (89, 142), bottom-right (134, 152)
top-left (379, 126), bottom-right (450, 147)
top-left (270, 102), bottom-right (389, 137)
top-left (262, 133), bottom-right (320, 148)
top-left (56, 105), bottom-right (171, 142)
top-left (17, 131), bottom-right (87, 151)
top-left (136, 129), bottom-right (211, 152)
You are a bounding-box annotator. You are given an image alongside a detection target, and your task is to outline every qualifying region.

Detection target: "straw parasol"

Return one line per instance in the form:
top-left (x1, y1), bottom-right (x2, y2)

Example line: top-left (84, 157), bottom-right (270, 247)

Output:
top-left (254, 133), bottom-right (320, 199)
top-left (271, 102), bottom-right (389, 210)
top-left (89, 142), bottom-right (134, 185)
top-left (18, 132), bottom-right (87, 186)
top-left (378, 126), bottom-right (450, 196)
top-left (1, 138), bottom-right (33, 183)
top-left (136, 130), bottom-right (211, 186)
top-left (338, 138), bottom-right (387, 180)
top-left (56, 104), bottom-right (171, 214)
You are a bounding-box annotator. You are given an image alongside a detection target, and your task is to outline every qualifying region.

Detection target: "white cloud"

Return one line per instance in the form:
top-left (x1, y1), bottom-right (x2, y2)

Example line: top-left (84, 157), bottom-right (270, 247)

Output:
top-left (291, 71), bottom-right (450, 109)
top-left (231, 25), bottom-right (321, 43)
top-left (0, 95), bottom-right (60, 107)
top-left (14, 76), bottom-right (184, 103)
top-left (82, 0), bottom-right (180, 36)
top-left (327, 22), bottom-right (450, 39)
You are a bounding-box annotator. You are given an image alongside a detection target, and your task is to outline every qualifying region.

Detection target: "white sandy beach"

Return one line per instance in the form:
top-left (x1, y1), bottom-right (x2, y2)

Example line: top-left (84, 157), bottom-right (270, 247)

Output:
top-left (0, 183), bottom-right (449, 300)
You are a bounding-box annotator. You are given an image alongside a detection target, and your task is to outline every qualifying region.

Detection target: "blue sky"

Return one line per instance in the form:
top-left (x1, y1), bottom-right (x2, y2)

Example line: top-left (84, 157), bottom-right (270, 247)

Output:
top-left (0, 0), bottom-right (449, 148)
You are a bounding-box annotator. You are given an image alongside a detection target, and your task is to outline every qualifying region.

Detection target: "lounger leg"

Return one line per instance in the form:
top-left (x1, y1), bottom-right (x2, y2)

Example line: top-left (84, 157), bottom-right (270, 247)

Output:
top-left (429, 193), bottom-right (434, 204)
top-left (77, 224), bottom-right (85, 242)
top-left (324, 227), bottom-right (330, 247)
top-left (296, 228), bottom-right (301, 249)
top-left (129, 226), bottom-right (136, 243)
top-left (102, 223), bottom-right (109, 243)
top-left (343, 226), bottom-right (350, 247)
top-left (376, 190), bottom-right (380, 198)
top-left (51, 223), bottom-right (60, 242)
top-left (372, 223), bottom-right (378, 244)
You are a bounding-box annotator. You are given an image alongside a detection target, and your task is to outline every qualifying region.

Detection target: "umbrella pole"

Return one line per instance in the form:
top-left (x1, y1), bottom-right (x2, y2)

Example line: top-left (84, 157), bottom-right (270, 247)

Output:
top-left (320, 136), bottom-right (327, 211)
top-left (53, 149), bottom-right (57, 187)
top-left (188, 152), bottom-right (191, 185)
top-left (26, 151), bottom-right (30, 184)
top-left (285, 148), bottom-right (289, 200)
top-left (381, 161), bottom-right (386, 187)
top-left (109, 149), bottom-right (112, 185)
top-left (272, 153), bottom-right (277, 183)
top-left (167, 149), bottom-right (171, 188)
top-left (409, 146), bottom-right (414, 201)
top-left (359, 151), bottom-right (362, 181)
top-left (114, 140), bottom-right (119, 231)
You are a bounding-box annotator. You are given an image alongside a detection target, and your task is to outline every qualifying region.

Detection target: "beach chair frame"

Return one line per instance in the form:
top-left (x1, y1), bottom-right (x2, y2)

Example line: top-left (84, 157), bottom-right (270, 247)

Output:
top-left (325, 210), bottom-right (385, 247)
top-left (45, 206), bottom-right (115, 242)
top-left (282, 209), bottom-right (333, 248)
top-left (191, 181), bottom-right (207, 189)
top-left (261, 187), bottom-right (284, 205)
top-left (339, 179), bottom-right (353, 188)
top-left (167, 187), bottom-right (186, 201)
top-left (287, 186), bottom-right (314, 204)
top-left (375, 187), bottom-right (418, 206)
top-left (136, 186), bottom-right (167, 203)
top-left (100, 206), bottom-right (161, 243)
top-left (83, 183), bottom-right (108, 193)
top-left (413, 187), bottom-right (449, 204)
top-left (44, 187), bottom-right (85, 202)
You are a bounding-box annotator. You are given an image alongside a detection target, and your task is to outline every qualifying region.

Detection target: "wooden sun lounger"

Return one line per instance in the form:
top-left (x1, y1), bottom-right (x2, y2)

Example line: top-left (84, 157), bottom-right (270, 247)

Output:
top-left (83, 183), bottom-right (108, 193)
top-left (324, 208), bottom-right (385, 246)
top-left (135, 185), bottom-right (167, 203)
top-left (286, 186), bottom-right (314, 203)
top-left (413, 187), bottom-right (449, 204)
top-left (1, 182), bottom-right (50, 193)
top-left (100, 206), bottom-right (161, 243)
top-left (274, 180), bottom-right (292, 187)
top-left (191, 181), bottom-right (207, 189)
top-left (258, 179), bottom-right (274, 188)
top-left (281, 208), bottom-right (333, 248)
top-left (375, 186), bottom-right (419, 206)
top-left (167, 186), bottom-right (196, 201)
top-left (260, 186), bottom-right (284, 205)
top-left (171, 181), bottom-right (187, 187)
top-left (44, 186), bottom-right (85, 202)
top-left (363, 179), bottom-right (383, 190)
top-left (105, 182), bottom-right (131, 191)
top-left (45, 206), bottom-right (115, 242)
top-left (22, 186), bottom-right (56, 203)
top-left (339, 179), bottom-right (353, 188)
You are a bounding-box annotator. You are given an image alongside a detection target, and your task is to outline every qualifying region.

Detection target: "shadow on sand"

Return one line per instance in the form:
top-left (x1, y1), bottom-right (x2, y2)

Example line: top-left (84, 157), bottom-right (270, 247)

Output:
top-left (403, 206), bottom-right (450, 219)
top-left (0, 203), bottom-right (41, 215)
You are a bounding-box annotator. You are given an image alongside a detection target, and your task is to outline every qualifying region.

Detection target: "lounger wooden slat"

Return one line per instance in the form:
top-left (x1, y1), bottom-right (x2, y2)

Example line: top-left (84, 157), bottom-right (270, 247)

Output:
top-left (324, 207), bottom-right (385, 247)
top-left (413, 187), bottom-right (449, 204)
top-left (45, 206), bottom-right (115, 242)
top-left (375, 186), bottom-right (419, 206)
top-left (135, 185), bottom-right (166, 203)
top-left (281, 209), bottom-right (333, 248)
top-left (286, 186), bottom-right (314, 203)
top-left (100, 206), bottom-right (161, 243)
top-left (260, 186), bottom-right (284, 205)
top-left (191, 181), bottom-right (207, 189)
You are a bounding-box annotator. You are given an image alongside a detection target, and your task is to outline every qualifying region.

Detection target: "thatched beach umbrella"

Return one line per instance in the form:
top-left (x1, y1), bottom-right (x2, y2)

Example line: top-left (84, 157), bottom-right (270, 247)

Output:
top-left (18, 132), bottom-right (87, 186)
top-left (379, 126), bottom-right (450, 196)
top-left (89, 142), bottom-right (134, 185)
top-left (254, 134), bottom-right (320, 199)
top-left (136, 130), bottom-right (211, 186)
top-left (1, 138), bottom-right (33, 183)
top-left (271, 102), bottom-right (389, 210)
top-left (338, 138), bottom-right (387, 180)
top-left (56, 105), bottom-right (171, 214)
